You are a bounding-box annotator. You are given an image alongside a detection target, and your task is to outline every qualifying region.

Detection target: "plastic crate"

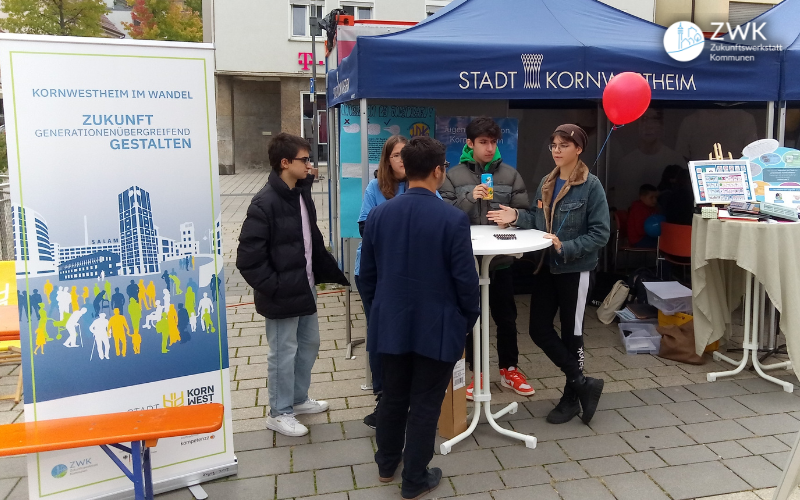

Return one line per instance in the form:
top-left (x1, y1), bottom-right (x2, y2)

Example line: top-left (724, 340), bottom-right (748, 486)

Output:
top-left (643, 281), bottom-right (692, 315)
top-left (618, 323), bottom-right (661, 355)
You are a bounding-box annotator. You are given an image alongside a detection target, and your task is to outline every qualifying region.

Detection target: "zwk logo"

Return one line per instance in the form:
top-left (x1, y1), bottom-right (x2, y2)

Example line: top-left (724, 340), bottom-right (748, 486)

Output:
top-left (521, 54), bottom-right (544, 89)
top-left (51, 464), bottom-right (68, 479)
top-left (664, 22), bottom-right (705, 61)
top-left (710, 21), bottom-right (766, 42)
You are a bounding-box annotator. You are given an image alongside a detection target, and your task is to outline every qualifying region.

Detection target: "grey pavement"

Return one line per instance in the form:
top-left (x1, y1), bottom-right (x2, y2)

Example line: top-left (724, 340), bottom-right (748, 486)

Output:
top-left (3, 166), bottom-right (800, 500)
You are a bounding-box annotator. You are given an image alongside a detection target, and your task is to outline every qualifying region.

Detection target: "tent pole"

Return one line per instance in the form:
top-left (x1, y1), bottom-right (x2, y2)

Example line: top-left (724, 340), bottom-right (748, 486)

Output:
top-left (329, 106), bottom-right (340, 263)
top-left (778, 101), bottom-right (787, 146)
top-left (361, 98), bottom-right (369, 193)
top-left (767, 101), bottom-right (775, 140)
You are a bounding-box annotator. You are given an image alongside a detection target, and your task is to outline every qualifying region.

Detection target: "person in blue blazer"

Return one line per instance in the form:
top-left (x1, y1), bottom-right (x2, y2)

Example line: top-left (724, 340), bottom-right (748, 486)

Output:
top-left (359, 136), bottom-right (480, 500)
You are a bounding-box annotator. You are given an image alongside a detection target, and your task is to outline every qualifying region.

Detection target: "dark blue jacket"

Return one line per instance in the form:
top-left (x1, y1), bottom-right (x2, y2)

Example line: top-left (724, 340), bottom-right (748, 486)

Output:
top-left (359, 188), bottom-right (480, 363)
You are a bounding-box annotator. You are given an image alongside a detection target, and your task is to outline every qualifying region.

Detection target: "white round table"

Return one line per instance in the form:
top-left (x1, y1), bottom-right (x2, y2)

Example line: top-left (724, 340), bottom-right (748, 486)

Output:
top-left (441, 225), bottom-right (552, 455)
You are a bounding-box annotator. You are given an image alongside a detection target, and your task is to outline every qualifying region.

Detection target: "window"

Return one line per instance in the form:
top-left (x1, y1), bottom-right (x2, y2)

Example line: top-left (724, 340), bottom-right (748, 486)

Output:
top-left (426, 1), bottom-right (449, 17)
top-left (341, 4), bottom-right (373, 20)
top-left (291, 3), bottom-right (324, 37)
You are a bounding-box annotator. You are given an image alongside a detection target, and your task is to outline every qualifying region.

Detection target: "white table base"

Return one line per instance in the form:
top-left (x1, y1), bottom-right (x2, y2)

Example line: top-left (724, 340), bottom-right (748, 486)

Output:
top-left (707, 271), bottom-right (793, 392)
top-left (440, 255), bottom-right (537, 455)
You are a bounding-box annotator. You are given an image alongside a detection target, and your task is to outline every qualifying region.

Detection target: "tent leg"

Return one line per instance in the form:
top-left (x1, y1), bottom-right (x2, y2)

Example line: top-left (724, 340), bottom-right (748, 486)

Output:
top-left (767, 101), bottom-right (775, 140)
top-left (778, 101), bottom-right (787, 146)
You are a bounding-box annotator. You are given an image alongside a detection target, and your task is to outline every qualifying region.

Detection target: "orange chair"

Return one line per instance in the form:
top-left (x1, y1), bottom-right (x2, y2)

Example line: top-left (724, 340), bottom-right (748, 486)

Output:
top-left (658, 222), bottom-right (692, 282)
top-left (613, 209), bottom-right (657, 272)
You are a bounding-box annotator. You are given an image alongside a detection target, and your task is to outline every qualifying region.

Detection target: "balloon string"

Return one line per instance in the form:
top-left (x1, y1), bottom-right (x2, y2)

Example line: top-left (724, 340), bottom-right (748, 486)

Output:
top-left (591, 124), bottom-right (624, 172)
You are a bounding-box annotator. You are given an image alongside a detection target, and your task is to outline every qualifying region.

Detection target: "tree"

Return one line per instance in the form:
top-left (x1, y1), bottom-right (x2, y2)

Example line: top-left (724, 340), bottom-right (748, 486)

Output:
top-left (123, 0), bottom-right (202, 42)
top-left (0, 0), bottom-right (107, 36)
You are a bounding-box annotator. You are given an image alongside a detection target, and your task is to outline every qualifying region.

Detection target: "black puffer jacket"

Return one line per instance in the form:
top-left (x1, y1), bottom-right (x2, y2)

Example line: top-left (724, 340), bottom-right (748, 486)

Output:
top-left (236, 170), bottom-right (349, 319)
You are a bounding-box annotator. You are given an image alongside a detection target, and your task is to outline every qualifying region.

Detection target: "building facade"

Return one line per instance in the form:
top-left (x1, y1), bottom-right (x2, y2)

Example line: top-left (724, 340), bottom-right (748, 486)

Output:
top-left (55, 242), bottom-right (122, 267)
top-left (207, 0), bottom-right (780, 174)
top-left (58, 251), bottom-right (120, 281)
top-left (118, 186), bottom-right (159, 276)
top-left (11, 205), bottom-right (56, 277)
top-left (177, 222), bottom-right (200, 255)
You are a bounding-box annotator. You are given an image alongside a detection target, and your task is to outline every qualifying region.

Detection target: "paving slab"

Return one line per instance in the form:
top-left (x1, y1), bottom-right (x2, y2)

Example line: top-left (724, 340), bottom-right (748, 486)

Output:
top-left (708, 440), bottom-right (753, 459)
top-left (663, 400), bottom-right (720, 423)
top-left (622, 450), bottom-right (668, 470)
top-left (236, 448), bottom-right (290, 478)
top-left (632, 388), bottom-right (673, 405)
top-left (735, 392), bottom-right (800, 415)
top-left (492, 441), bottom-right (569, 468)
top-left (558, 433), bottom-right (635, 460)
top-left (735, 378), bottom-right (787, 394)
top-left (655, 444), bottom-right (719, 465)
top-left (315, 466), bottom-right (355, 494)
top-left (553, 477), bottom-right (615, 500)
top-left (595, 391), bottom-right (646, 411)
top-left (451, 471), bottom-right (505, 495)
top-left (736, 413), bottom-right (800, 436)
top-left (700, 397), bottom-right (759, 419)
top-left (509, 416), bottom-right (595, 442)
top-left (687, 380), bottom-right (752, 399)
top-left (619, 426), bottom-right (697, 452)
top-left (658, 385), bottom-right (700, 402)
top-left (724, 455), bottom-right (783, 489)
top-left (578, 455), bottom-right (634, 477)
top-left (497, 466), bottom-right (551, 488)
top-left (680, 420), bottom-right (755, 443)
top-left (602, 471), bottom-right (671, 500)
top-left (201, 476), bottom-right (275, 500)
top-left (277, 471), bottom-right (315, 499)
top-left (544, 461), bottom-right (589, 481)
top-left (491, 484), bottom-right (560, 500)
top-left (429, 449), bottom-right (502, 476)
top-left (232, 430), bottom-right (273, 452)
top-left (738, 436), bottom-right (792, 455)
top-left (649, 461), bottom-right (751, 500)
top-left (617, 405), bottom-right (684, 429)
top-left (291, 438), bottom-right (375, 472)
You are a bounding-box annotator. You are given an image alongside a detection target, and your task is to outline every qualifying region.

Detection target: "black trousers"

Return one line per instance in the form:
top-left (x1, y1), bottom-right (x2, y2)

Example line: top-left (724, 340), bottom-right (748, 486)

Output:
top-left (529, 267), bottom-right (591, 381)
top-left (465, 266), bottom-right (519, 371)
top-left (375, 353), bottom-right (455, 489)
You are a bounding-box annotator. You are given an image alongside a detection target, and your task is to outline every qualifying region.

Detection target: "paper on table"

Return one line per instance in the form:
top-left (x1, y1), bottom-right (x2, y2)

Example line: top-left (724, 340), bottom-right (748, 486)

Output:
top-left (452, 358), bottom-right (466, 391)
top-left (642, 281), bottom-right (692, 299)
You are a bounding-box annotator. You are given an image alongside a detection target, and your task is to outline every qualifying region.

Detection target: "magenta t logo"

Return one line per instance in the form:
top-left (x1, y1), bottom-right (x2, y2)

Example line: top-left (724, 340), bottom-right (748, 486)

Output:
top-left (298, 52), bottom-right (313, 70)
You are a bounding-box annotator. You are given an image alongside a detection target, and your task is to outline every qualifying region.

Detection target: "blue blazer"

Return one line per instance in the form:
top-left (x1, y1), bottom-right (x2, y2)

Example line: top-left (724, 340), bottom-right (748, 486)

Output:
top-left (359, 187), bottom-right (480, 363)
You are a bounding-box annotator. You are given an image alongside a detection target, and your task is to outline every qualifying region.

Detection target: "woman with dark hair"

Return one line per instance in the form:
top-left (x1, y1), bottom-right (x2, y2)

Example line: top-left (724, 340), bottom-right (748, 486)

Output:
top-left (489, 124), bottom-right (610, 426)
top-left (354, 135), bottom-right (408, 428)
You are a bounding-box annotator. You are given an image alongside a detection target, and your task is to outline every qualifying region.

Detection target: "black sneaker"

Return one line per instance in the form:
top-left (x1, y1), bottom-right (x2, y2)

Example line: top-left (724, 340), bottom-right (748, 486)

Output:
top-left (401, 467), bottom-right (442, 500)
top-left (546, 385), bottom-right (580, 424)
top-left (363, 393), bottom-right (381, 429)
top-left (570, 375), bottom-right (605, 424)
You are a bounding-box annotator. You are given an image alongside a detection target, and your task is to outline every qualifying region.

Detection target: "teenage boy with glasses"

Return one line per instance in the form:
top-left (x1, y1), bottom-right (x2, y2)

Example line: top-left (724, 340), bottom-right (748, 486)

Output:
top-left (237, 133), bottom-right (349, 437)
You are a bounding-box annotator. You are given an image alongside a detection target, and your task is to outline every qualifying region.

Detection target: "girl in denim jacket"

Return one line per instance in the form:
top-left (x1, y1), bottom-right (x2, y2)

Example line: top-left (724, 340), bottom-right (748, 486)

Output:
top-left (489, 124), bottom-right (610, 426)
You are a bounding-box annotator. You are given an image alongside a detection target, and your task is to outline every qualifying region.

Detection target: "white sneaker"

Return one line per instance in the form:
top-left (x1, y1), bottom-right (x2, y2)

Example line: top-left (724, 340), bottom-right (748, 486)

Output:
top-left (293, 398), bottom-right (329, 415)
top-left (266, 413), bottom-right (308, 437)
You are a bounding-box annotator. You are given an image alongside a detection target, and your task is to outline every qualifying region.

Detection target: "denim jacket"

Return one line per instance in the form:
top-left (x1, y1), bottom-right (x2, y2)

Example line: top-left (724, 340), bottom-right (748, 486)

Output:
top-left (515, 160), bottom-right (610, 274)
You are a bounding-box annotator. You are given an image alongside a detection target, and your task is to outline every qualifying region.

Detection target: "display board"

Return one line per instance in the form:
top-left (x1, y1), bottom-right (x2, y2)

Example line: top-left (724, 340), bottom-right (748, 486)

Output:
top-left (435, 116), bottom-right (519, 169)
top-left (339, 103), bottom-right (435, 238)
top-left (743, 146), bottom-right (800, 204)
top-left (689, 159), bottom-right (756, 204)
top-left (0, 34), bottom-right (235, 499)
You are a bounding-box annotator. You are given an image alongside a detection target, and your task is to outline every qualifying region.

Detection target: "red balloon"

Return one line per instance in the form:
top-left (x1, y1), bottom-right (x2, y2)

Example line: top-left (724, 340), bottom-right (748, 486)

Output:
top-left (602, 72), bottom-right (652, 125)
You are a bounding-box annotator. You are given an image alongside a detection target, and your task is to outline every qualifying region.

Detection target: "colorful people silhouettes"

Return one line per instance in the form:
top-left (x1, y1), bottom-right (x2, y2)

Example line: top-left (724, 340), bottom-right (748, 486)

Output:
top-left (197, 292), bottom-right (213, 331)
top-left (146, 281), bottom-right (156, 310)
top-left (177, 303), bottom-right (191, 343)
top-left (185, 286), bottom-right (196, 316)
top-left (111, 287), bottom-right (126, 314)
top-left (168, 304), bottom-right (180, 346)
top-left (209, 274), bottom-right (220, 302)
top-left (162, 271), bottom-right (172, 293)
top-left (70, 286), bottom-right (79, 312)
top-left (127, 280), bottom-right (139, 303)
top-left (129, 297), bottom-right (142, 338)
top-left (29, 289), bottom-right (42, 320)
top-left (34, 304), bottom-right (48, 355)
top-left (144, 300), bottom-right (163, 329)
top-left (108, 308), bottom-right (130, 357)
top-left (156, 312), bottom-right (170, 353)
top-left (82, 286), bottom-right (90, 305)
top-left (43, 280), bottom-right (53, 305)
top-left (90, 313), bottom-right (110, 360)
top-left (64, 307), bottom-right (87, 348)
top-left (93, 290), bottom-right (106, 318)
top-left (170, 274), bottom-right (183, 295)
top-left (17, 291), bottom-right (27, 321)
top-left (56, 287), bottom-right (70, 320)
top-left (163, 288), bottom-right (171, 312)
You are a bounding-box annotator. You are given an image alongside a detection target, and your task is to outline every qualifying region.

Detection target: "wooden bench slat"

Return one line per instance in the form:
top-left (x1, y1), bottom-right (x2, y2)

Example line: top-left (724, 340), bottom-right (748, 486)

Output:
top-left (0, 404), bottom-right (224, 456)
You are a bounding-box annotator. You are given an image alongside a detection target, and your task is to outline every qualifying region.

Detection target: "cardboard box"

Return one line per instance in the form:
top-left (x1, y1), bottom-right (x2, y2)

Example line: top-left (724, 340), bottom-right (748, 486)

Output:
top-left (438, 351), bottom-right (467, 439)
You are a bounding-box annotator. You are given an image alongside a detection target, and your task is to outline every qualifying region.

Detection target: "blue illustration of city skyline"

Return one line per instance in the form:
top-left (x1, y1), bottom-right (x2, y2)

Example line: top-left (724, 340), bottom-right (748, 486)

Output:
top-left (13, 185), bottom-right (222, 280)
top-left (667, 22), bottom-right (704, 55)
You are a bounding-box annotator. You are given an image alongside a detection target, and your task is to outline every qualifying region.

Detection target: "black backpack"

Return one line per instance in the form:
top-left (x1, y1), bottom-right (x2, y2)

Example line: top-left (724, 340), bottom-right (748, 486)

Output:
top-left (626, 267), bottom-right (661, 305)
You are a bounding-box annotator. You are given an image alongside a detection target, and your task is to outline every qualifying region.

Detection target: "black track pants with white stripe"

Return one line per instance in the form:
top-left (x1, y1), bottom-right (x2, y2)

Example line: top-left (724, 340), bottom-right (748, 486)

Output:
top-left (528, 267), bottom-right (591, 381)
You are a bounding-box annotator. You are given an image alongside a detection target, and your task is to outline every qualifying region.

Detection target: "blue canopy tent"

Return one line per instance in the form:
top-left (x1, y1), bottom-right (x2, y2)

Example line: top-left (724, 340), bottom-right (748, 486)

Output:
top-left (747, 0), bottom-right (800, 144)
top-left (327, 0), bottom-right (781, 105)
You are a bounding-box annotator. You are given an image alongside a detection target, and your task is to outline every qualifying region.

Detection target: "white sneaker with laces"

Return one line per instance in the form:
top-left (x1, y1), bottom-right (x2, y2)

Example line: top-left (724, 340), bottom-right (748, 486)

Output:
top-left (266, 413), bottom-right (308, 437)
top-left (293, 398), bottom-right (329, 415)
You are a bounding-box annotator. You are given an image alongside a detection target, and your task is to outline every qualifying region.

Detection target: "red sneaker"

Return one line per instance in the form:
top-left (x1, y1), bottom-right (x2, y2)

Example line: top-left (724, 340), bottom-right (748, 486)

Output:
top-left (465, 375), bottom-right (483, 401)
top-left (500, 367), bottom-right (535, 396)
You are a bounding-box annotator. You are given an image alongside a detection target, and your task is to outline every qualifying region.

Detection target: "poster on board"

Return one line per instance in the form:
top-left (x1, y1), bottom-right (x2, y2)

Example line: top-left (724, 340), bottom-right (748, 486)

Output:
top-left (743, 146), bottom-right (800, 203)
top-left (0, 34), bottom-right (236, 499)
top-left (435, 116), bottom-right (519, 169)
top-left (688, 159), bottom-right (756, 204)
top-left (338, 103), bottom-right (435, 238)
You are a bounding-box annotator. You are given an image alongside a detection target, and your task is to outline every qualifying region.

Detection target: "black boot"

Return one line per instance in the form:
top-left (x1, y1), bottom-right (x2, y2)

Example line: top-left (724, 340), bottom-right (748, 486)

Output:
top-left (401, 467), bottom-right (442, 500)
top-left (569, 374), bottom-right (605, 424)
top-left (363, 393), bottom-right (381, 429)
top-left (546, 384), bottom-right (580, 424)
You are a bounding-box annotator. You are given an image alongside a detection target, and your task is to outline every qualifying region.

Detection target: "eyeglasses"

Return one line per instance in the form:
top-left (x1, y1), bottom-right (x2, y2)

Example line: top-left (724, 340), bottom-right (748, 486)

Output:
top-left (441, 161), bottom-right (450, 169)
top-left (292, 157), bottom-right (311, 164)
top-left (390, 153), bottom-right (403, 160)
top-left (548, 143), bottom-right (572, 152)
